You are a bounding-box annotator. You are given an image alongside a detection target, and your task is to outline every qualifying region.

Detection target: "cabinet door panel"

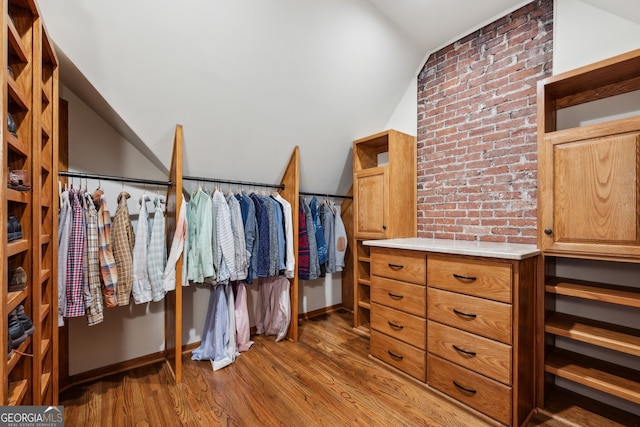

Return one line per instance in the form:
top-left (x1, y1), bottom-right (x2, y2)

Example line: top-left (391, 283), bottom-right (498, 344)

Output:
top-left (555, 133), bottom-right (638, 243)
top-left (354, 167), bottom-right (388, 239)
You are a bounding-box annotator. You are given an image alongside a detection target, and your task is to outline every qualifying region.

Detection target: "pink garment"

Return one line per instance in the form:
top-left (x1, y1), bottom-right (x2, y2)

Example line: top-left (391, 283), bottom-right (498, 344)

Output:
top-left (256, 276), bottom-right (291, 342)
top-left (234, 282), bottom-right (254, 351)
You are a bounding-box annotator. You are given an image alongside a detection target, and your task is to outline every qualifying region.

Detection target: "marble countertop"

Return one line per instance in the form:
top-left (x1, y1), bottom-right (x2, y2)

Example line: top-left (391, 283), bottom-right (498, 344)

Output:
top-left (363, 237), bottom-right (540, 260)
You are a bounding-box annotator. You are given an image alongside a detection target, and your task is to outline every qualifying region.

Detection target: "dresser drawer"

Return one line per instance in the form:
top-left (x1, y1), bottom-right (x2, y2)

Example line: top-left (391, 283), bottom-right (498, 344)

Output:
top-left (427, 255), bottom-right (512, 303)
top-left (371, 276), bottom-right (426, 317)
top-left (428, 321), bottom-right (511, 385)
top-left (428, 354), bottom-right (511, 426)
top-left (371, 303), bottom-right (426, 349)
top-left (371, 330), bottom-right (426, 382)
top-left (427, 288), bottom-right (512, 344)
top-left (371, 247), bottom-right (426, 285)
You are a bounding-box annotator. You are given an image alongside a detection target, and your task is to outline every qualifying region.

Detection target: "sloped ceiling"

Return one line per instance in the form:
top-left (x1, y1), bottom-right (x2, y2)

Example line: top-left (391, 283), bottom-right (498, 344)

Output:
top-left (36, 0), bottom-right (636, 195)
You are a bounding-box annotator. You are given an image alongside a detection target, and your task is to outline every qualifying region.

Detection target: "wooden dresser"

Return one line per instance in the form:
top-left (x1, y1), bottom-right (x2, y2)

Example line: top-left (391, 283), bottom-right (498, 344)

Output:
top-left (367, 238), bottom-right (539, 427)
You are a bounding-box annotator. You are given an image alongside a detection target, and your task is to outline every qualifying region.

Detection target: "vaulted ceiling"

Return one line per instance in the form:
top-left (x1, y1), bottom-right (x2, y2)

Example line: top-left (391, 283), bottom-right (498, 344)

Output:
top-left (37, 0), bottom-right (638, 195)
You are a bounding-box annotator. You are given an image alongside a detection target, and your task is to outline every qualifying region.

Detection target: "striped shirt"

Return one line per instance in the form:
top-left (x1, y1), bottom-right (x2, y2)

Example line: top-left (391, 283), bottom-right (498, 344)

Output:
top-left (85, 192), bottom-right (104, 325)
top-left (66, 189), bottom-right (86, 317)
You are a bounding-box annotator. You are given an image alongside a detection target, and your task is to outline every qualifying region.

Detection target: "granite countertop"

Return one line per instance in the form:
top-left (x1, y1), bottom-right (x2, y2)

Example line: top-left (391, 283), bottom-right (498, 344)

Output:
top-left (363, 237), bottom-right (540, 260)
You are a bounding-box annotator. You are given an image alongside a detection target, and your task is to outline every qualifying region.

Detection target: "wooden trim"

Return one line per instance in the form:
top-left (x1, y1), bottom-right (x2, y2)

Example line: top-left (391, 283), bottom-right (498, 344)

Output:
top-left (298, 304), bottom-right (344, 320)
top-left (279, 146), bottom-right (300, 342)
top-left (60, 351), bottom-right (166, 392)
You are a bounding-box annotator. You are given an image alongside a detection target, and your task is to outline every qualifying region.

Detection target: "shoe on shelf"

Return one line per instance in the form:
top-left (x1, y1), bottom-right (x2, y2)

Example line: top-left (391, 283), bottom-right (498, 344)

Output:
top-left (7, 215), bottom-right (23, 242)
top-left (8, 309), bottom-right (28, 349)
top-left (8, 266), bottom-right (27, 292)
top-left (8, 170), bottom-right (30, 191)
top-left (15, 305), bottom-right (35, 337)
top-left (7, 333), bottom-right (12, 359)
top-left (7, 112), bottom-right (17, 137)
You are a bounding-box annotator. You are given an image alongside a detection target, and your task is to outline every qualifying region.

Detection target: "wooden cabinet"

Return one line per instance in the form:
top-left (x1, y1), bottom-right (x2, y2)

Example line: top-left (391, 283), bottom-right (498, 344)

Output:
top-left (352, 130), bottom-right (416, 334)
top-left (537, 48), bottom-right (640, 422)
top-left (2, 0), bottom-right (58, 405)
top-left (367, 240), bottom-right (538, 426)
top-left (370, 247), bottom-right (426, 381)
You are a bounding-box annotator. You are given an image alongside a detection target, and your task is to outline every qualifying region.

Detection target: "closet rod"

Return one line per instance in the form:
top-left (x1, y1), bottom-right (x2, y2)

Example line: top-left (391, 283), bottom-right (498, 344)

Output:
top-left (183, 175), bottom-right (285, 190)
top-left (299, 191), bottom-right (352, 199)
top-left (58, 171), bottom-right (172, 187)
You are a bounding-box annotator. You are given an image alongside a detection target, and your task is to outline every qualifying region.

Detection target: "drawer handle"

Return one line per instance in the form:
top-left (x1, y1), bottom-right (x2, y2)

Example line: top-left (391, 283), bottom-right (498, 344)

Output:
top-left (388, 263), bottom-right (404, 270)
top-left (453, 380), bottom-right (477, 395)
top-left (453, 273), bottom-right (476, 282)
top-left (388, 292), bottom-right (404, 300)
top-left (388, 350), bottom-right (404, 360)
top-left (388, 321), bottom-right (404, 330)
top-left (453, 308), bottom-right (477, 319)
top-left (453, 345), bottom-right (476, 357)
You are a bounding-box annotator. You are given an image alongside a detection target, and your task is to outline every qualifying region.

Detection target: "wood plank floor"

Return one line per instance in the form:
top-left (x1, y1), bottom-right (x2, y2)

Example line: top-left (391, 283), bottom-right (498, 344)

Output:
top-left (60, 309), bottom-right (633, 426)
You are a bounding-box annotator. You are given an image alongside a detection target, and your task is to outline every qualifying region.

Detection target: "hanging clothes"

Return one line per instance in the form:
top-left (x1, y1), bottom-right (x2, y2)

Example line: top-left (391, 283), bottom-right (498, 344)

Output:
top-left (333, 202), bottom-right (348, 272)
top-left (226, 192), bottom-right (248, 281)
top-left (250, 193), bottom-right (270, 278)
top-left (192, 285), bottom-right (233, 370)
top-left (310, 197), bottom-right (327, 277)
top-left (132, 194), bottom-right (152, 304)
top-left (66, 189), bottom-right (86, 317)
top-left (112, 191), bottom-right (135, 306)
top-left (320, 201), bottom-right (336, 274)
top-left (234, 282), bottom-right (253, 352)
top-left (57, 190), bottom-right (71, 325)
top-left (256, 275), bottom-right (291, 342)
top-left (188, 188), bottom-right (214, 283)
top-left (95, 191), bottom-right (118, 308)
top-left (163, 195), bottom-right (188, 292)
top-left (237, 192), bottom-right (257, 284)
top-left (84, 191), bottom-right (104, 326)
top-left (213, 190), bottom-right (236, 283)
top-left (301, 197), bottom-right (319, 280)
top-left (297, 203), bottom-right (311, 280)
top-left (148, 195), bottom-right (167, 302)
top-left (273, 193), bottom-right (295, 279)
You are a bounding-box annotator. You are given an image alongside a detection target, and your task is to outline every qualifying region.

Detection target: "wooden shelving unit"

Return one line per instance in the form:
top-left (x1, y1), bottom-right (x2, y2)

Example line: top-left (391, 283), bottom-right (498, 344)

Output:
top-left (2, 0), bottom-right (58, 405)
top-left (351, 130), bottom-right (416, 335)
top-left (536, 48), bottom-right (640, 420)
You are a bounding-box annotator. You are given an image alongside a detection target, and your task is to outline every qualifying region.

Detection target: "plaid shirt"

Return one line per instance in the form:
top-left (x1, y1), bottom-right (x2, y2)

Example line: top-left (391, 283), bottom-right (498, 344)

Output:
top-left (132, 194), bottom-right (152, 304)
top-left (112, 192), bottom-right (135, 306)
top-left (96, 193), bottom-right (118, 307)
top-left (66, 189), bottom-right (86, 317)
top-left (148, 195), bottom-right (167, 302)
top-left (85, 192), bottom-right (104, 325)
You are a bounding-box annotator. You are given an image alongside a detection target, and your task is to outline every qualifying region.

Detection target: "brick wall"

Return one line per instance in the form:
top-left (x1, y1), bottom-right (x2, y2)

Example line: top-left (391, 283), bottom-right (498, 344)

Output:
top-left (416, 0), bottom-right (553, 243)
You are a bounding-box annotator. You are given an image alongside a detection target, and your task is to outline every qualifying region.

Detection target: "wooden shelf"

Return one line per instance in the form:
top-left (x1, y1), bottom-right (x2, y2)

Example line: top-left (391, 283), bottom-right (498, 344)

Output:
top-left (40, 234), bottom-right (51, 245)
top-left (7, 338), bottom-right (30, 373)
top-left (7, 290), bottom-right (27, 312)
top-left (40, 372), bottom-right (51, 400)
top-left (6, 188), bottom-right (29, 203)
top-left (8, 379), bottom-right (28, 406)
top-left (546, 313), bottom-right (640, 356)
top-left (545, 348), bottom-right (640, 405)
top-left (7, 76), bottom-right (29, 110)
top-left (7, 239), bottom-right (29, 257)
top-left (545, 277), bottom-right (640, 308)
top-left (354, 324), bottom-right (371, 337)
top-left (40, 268), bottom-right (51, 283)
top-left (542, 386), bottom-right (640, 427)
top-left (357, 300), bottom-right (371, 310)
top-left (7, 19), bottom-right (27, 62)
top-left (357, 278), bottom-right (371, 287)
top-left (40, 304), bottom-right (50, 323)
top-left (7, 132), bottom-right (29, 156)
top-left (40, 339), bottom-right (51, 360)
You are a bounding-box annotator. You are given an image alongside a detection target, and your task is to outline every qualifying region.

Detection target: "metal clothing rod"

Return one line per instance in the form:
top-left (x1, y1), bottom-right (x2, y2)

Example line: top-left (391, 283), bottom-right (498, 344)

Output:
top-left (299, 191), bottom-right (352, 199)
top-left (58, 171), bottom-right (172, 187)
top-left (183, 175), bottom-right (285, 190)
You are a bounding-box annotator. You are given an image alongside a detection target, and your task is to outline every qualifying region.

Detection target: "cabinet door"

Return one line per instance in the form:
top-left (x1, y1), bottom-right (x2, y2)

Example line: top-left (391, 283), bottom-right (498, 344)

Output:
top-left (540, 131), bottom-right (640, 258)
top-left (354, 167), bottom-right (389, 239)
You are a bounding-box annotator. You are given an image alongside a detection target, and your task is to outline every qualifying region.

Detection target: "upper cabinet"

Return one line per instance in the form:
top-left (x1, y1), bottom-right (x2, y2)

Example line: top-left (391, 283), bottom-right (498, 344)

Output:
top-left (353, 129), bottom-right (416, 240)
top-left (537, 49), bottom-right (640, 262)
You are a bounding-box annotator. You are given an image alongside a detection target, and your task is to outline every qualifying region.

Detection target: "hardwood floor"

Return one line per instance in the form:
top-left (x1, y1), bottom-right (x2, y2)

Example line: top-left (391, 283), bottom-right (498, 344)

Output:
top-left (60, 310), bottom-right (633, 426)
